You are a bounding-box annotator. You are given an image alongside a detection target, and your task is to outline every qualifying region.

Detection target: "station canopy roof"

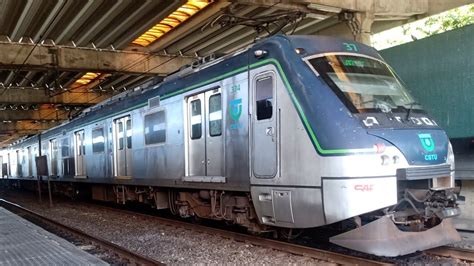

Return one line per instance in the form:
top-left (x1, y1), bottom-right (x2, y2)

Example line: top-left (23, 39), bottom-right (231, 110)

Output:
top-left (0, 0), bottom-right (469, 147)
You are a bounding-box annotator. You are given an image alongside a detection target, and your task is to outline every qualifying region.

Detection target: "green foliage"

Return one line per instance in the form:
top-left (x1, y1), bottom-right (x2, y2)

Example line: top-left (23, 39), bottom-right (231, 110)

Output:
top-left (418, 4), bottom-right (474, 36)
top-left (372, 4), bottom-right (473, 50)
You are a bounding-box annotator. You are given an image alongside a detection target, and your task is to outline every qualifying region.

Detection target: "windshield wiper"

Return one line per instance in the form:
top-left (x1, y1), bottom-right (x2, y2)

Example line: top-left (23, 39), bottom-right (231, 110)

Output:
top-left (403, 101), bottom-right (420, 121)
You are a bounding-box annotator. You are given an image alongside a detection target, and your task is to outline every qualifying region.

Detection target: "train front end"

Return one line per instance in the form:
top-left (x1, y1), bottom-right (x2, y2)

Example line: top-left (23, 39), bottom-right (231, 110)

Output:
top-left (286, 36), bottom-right (462, 256)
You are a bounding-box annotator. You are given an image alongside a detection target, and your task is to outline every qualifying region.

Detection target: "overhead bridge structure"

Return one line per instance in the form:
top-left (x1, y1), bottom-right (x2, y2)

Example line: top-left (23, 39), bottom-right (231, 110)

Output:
top-left (0, 0), bottom-right (470, 146)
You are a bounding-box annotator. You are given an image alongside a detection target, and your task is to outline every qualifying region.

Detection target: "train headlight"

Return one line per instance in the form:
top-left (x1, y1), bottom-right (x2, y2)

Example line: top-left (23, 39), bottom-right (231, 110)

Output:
top-left (254, 50), bottom-right (268, 58)
top-left (381, 155), bottom-right (390, 165)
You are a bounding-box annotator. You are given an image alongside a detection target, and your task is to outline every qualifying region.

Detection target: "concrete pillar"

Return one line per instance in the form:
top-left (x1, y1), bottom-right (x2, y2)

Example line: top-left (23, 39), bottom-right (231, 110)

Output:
top-left (459, 180), bottom-right (474, 220)
top-left (454, 180), bottom-right (474, 230)
top-left (354, 11), bottom-right (375, 45)
top-left (315, 10), bottom-right (375, 46)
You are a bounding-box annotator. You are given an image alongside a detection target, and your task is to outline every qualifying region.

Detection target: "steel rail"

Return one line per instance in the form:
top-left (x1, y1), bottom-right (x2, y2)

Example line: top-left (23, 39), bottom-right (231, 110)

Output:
top-left (425, 246), bottom-right (474, 262)
top-left (0, 199), bottom-right (163, 266)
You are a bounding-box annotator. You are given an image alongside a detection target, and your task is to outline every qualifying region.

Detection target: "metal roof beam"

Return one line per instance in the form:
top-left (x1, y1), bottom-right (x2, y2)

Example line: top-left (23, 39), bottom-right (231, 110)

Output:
top-left (0, 109), bottom-right (70, 121)
top-left (0, 88), bottom-right (109, 105)
top-left (0, 121), bottom-right (62, 145)
top-left (0, 42), bottom-right (194, 75)
top-left (0, 119), bottom-right (63, 130)
top-left (147, 1), bottom-right (232, 52)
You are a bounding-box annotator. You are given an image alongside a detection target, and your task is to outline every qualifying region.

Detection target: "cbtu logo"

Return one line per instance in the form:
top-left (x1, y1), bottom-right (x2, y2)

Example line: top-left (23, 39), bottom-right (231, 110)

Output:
top-left (418, 133), bottom-right (435, 152)
top-left (229, 98), bottom-right (242, 121)
top-left (424, 154), bottom-right (438, 161)
top-left (229, 98), bottom-right (243, 129)
top-left (418, 133), bottom-right (438, 161)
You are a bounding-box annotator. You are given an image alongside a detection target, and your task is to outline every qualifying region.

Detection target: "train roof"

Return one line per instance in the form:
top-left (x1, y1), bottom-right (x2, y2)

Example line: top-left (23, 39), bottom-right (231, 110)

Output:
top-left (6, 34), bottom-right (381, 146)
top-left (284, 35), bottom-right (380, 59)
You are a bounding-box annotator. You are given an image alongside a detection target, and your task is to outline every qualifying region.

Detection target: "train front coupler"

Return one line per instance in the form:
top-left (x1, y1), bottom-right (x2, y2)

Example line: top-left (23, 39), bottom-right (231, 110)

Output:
top-left (329, 188), bottom-right (462, 257)
top-left (389, 188), bottom-right (462, 224)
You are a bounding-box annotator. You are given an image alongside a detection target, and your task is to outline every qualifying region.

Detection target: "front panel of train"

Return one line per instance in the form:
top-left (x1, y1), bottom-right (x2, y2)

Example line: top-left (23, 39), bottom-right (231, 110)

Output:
top-left (304, 50), bottom-right (461, 256)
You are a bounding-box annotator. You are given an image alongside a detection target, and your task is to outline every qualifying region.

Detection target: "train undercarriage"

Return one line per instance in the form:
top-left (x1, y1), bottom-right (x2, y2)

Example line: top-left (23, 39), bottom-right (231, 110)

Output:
top-left (1, 178), bottom-right (462, 257)
top-left (1, 179), bottom-right (267, 234)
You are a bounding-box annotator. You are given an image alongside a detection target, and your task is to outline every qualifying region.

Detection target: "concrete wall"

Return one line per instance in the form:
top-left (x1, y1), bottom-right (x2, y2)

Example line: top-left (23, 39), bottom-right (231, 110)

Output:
top-left (380, 25), bottom-right (474, 221)
top-left (455, 179), bottom-right (474, 226)
top-left (380, 24), bottom-right (474, 139)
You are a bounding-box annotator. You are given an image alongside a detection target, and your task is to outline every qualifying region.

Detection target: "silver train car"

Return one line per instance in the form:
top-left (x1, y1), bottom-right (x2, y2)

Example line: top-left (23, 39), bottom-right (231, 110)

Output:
top-left (0, 35), bottom-right (462, 256)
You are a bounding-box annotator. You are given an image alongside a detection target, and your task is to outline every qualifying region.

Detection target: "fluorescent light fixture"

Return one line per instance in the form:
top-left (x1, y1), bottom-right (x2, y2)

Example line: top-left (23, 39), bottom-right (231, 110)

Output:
top-left (132, 0), bottom-right (213, 47)
top-left (74, 72), bottom-right (101, 86)
top-left (306, 13), bottom-right (330, 20)
top-left (307, 3), bottom-right (342, 13)
top-left (72, 1), bottom-right (212, 88)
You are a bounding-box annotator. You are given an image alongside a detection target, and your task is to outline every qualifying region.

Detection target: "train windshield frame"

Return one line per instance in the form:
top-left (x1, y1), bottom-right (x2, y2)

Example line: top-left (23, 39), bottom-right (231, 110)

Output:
top-left (306, 53), bottom-right (422, 113)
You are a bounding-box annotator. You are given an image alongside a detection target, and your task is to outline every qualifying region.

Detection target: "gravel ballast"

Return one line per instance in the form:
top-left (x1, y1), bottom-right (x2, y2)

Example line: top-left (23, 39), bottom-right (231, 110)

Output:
top-left (0, 191), bottom-right (329, 264)
top-left (1, 189), bottom-right (472, 265)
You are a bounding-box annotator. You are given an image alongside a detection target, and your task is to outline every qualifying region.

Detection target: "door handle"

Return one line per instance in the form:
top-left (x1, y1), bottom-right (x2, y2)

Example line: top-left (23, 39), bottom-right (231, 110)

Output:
top-left (207, 159), bottom-right (210, 165)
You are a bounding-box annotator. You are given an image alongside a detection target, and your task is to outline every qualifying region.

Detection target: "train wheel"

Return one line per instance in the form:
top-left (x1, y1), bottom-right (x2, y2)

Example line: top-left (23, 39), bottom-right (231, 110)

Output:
top-left (168, 189), bottom-right (179, 215)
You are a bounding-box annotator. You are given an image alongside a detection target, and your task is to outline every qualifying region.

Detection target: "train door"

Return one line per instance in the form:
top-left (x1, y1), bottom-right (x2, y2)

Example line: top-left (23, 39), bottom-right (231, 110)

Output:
top-left (50, 139), bottom-right (58, 176)
top-left (113, 116), bottom-right (132, 178)
top-left (252, 73), bottom-right (277, 178)
top-left (187, 88), bottom-right (223, 177)
top-left (74, 130), bottom-right (86, 177)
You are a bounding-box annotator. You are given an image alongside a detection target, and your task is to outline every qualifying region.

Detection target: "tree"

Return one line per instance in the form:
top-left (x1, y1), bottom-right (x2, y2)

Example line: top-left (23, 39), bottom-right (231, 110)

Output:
top-left (417, 4), bottom-right (474, 36)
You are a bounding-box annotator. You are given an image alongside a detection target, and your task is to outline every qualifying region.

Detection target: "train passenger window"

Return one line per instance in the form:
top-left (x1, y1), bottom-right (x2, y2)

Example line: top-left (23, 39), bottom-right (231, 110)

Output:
top-left (51, 139), bottom-right (58, 154)
top-left (209, 94), bottom-right (222, 137)
top-left (92, 128), bottom-right (105, 153)
top-left (144, 111), bottom-right (166, 145)
top-left (190, 99), bottom-right (202, 139)
top-left (256, 77), bottom-right (273, 120)
top-left (118, 122), bottom-right (124, 150)
top-left (75, 132), bottom-right (85, 156)
top-left (61, 138), bottom-right (69, 157)
top-left (82, 136), bottom-right (86, 155)
top-left (126, 119), bottom-right (132, 149)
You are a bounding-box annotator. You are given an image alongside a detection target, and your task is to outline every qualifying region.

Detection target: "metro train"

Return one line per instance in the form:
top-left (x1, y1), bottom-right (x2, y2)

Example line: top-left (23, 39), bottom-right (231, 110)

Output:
top-left (0, 35), bottom-right (462, 256)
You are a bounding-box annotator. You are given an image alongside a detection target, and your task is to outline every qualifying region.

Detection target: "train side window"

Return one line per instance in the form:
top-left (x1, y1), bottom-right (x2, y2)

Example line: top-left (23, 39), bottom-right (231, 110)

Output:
top-left (118, 122), bottom-right (124, 150)
top-left (75, 132), bottom-right (85, 156)
top-left (209, 94), bottom-right (222, 137)
top-left (126, 119), bottom-right (132, 149)
top-left (190, 99), bottom-right (202, 139)
top-left (61, 138), bottom-right (69, 157)
top-left (82, 133), bottom-right (86, 155)
top-left (256, 76), bottom-right (273, 120)
top-left (92, 128), bottom-right (105, 153)
top-left (144, 111), bottom-right (166, 145)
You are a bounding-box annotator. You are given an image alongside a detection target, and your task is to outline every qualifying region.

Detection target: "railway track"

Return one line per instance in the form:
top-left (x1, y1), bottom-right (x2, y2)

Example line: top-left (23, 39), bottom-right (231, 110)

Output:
top-left (3, 195), bottom-right (474, 265)
top-left (81, 202), bottom-right (390, 265)
top-left (0, 197), bottom-right (386, 266)
top-left (0, 199), bottom-right (163, 265)
top-left (425, 246), bottom-right (474, 262)
top-left (424, 227), bottom-right (474, 262)
top-left (73, 201), bottom-right (474, 265)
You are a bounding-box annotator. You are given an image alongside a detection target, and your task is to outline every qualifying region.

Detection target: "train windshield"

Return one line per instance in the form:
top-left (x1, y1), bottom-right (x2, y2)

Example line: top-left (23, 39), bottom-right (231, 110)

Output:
top-left (308, 54), bottom-right (421, 113)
